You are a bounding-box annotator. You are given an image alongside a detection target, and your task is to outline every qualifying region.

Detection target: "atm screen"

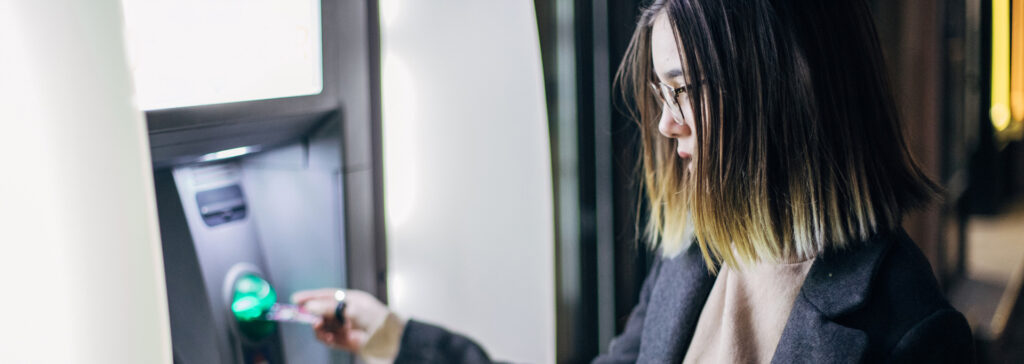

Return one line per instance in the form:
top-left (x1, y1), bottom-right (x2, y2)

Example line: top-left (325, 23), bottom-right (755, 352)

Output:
top-left (120, 0), bottom-right (323, 110)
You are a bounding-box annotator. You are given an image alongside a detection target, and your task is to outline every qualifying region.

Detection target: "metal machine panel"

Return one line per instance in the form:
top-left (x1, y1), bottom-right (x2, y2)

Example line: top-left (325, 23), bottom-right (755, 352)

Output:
top-left (157, 132), bottom-right (349, 363)
top-left (171, 163), bottom-right (282, 363)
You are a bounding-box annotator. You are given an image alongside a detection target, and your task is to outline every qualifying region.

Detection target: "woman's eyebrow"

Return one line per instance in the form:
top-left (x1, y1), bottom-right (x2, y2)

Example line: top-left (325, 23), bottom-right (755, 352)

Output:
top-left (660, 68), bottom-right (684, 80)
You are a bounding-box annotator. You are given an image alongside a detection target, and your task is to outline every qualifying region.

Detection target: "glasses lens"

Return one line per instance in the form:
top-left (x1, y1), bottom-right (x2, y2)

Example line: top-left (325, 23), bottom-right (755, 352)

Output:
top-left (659, 83), bottom-right (685, 122)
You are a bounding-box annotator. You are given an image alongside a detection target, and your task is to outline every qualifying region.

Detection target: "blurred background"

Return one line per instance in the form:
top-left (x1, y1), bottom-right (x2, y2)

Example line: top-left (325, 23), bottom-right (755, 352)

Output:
top-left (1, 0), bottom-right (1022, 363)
top-left (540, 0), bottom-right (1024, 362)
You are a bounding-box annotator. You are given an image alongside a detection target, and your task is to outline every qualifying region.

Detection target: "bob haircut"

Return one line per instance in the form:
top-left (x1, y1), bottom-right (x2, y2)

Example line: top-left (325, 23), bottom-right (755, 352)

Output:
top-left (615, 0), bottom-right (938, 270)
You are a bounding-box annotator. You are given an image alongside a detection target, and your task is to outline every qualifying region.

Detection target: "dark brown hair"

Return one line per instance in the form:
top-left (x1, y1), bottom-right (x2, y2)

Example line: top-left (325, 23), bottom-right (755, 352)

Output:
top-left (615, 0), bottom-right (939, 269)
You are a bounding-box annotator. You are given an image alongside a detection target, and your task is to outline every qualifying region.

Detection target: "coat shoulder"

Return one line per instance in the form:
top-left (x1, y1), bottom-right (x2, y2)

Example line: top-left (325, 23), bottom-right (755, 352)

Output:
top-left (840, 232), bottom-right (973, 361)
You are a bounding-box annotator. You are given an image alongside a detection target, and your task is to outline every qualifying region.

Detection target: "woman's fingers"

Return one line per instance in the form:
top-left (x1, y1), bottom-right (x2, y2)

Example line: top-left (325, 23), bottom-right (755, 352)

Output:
top-left (313, 319), bottom-right (365, 352)
top-left (297, 288), bottom-right (391, 352)
top-left (339, 330), bottom-right (368, 351)
top-left (290, 288), bottom-right (343, 306)
top-left (314, 326), bottom-right (332, 346)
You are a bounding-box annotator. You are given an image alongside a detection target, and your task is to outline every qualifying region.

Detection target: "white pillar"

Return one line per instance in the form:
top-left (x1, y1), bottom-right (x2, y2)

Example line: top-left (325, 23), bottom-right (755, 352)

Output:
top-left (380, 1), bottom-right (556, 363)
top-left (0, 2), bottom-right (172, 363)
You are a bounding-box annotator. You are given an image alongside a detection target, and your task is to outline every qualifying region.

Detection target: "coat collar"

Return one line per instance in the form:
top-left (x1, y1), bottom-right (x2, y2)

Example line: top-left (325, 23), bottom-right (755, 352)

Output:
top-left (798, 229), bottom-right (896, 317)
top-left (637, 229), bottom-right (900, 363)
top-left (771, 229), bottom-right (897, 363)
top-left (637, 241), bottom-right (715, 363)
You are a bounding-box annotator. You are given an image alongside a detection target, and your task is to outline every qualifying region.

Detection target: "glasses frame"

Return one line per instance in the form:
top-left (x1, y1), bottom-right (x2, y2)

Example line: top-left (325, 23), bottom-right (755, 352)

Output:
top-left (649, 80), bottom-right (699, 124)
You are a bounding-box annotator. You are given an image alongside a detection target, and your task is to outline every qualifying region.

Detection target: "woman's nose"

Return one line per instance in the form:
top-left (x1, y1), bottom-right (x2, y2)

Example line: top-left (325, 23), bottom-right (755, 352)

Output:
top-left (657, 105), bottom-right (691, 138)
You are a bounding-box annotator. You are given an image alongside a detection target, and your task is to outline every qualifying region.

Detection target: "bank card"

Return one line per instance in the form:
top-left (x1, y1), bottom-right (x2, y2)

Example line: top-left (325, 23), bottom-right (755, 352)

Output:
top-left (265, 303), bottom-right (321, 325)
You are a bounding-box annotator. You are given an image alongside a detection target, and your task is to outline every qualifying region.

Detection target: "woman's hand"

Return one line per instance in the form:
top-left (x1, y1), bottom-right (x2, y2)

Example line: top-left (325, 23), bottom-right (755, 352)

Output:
top-left (291, 289), bottom-right (392, 353)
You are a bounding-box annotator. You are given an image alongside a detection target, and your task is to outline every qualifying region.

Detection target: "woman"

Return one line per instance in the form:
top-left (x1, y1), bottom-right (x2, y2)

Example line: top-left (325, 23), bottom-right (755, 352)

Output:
top-left (294, 0), bottom-right (974, 362)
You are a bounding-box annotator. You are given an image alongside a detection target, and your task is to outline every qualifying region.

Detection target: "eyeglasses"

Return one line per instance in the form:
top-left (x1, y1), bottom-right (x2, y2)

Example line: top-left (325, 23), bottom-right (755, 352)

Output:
top-left (649, 80), bottom-right (697, 123)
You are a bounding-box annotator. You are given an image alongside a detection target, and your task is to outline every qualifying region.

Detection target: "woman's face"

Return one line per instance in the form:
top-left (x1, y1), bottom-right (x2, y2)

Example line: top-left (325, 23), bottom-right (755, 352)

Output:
top-left (650, 12), bottom-right (697, 161)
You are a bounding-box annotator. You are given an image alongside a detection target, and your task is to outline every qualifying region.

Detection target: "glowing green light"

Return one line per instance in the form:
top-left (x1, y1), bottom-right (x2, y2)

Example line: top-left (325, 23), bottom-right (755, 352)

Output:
top-left (231, 274), bottom-right (277, 321)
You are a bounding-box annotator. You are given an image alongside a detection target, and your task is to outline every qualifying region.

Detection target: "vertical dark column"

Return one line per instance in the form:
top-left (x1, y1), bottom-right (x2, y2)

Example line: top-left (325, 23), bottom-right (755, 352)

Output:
top-left (606, 0), bottom-right (650, 338)
top-left (536, 0), bottom-right (596, 361)
top-left (573, 0), bottom-right (602, 356)
top-left (590, 0), bottom-right (618, 351)
top-left (536, 0), bottom-right (648, 361)
top-left (900, 0), bottom-right (946, 279)
top-left (871, 0), bottom-right (950, 280)
top-left (936, 0), bottom-right (984, 284)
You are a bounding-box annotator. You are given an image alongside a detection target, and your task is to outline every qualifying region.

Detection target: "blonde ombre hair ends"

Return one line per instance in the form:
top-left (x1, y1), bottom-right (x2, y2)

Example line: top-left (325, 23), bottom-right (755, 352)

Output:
top-left (616, 0), bottom-right (939, 272)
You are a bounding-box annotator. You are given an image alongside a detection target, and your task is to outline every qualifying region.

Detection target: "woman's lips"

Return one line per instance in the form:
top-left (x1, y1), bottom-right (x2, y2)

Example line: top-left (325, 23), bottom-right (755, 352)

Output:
top-left (676, 139), bottom-right (692, 159)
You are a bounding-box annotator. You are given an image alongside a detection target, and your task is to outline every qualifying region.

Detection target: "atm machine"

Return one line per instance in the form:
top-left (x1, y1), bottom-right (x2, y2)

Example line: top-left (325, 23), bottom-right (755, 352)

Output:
top-left (122, 1), bottom-right (387, 363)
top-left (151, 127), bottom-right (350, 362)
top-left (152, 127), bottom-right (351, 364)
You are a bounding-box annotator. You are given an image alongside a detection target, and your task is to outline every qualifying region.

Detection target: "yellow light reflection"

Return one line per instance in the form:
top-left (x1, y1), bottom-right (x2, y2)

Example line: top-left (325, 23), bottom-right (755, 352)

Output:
top-left (1011, 0), bottom-right (1024, 123)
top-left (992, 0), bottom-right (1011, 132)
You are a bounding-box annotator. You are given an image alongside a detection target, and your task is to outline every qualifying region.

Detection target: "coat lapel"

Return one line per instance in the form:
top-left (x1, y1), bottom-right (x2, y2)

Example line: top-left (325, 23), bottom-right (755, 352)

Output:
top-left (633, 230), bottom-right (899, 363)
top-left (770, 230), bottom-right (897, 363)
top-left (637, 242), bottom-right (716, 363)
top-left (770, 294), bottom-right (869, 363)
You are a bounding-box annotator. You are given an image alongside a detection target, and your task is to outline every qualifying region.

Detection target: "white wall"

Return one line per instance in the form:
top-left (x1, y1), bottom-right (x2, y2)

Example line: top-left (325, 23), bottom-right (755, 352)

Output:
top-left (380, 1), bottom-right (556, 363)
top-left (0, 2), bottom-right (172, 363)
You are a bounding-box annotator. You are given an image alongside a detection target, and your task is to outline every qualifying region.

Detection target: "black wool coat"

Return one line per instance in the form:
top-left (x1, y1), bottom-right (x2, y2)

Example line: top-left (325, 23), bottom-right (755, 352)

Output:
top-left (393, 229), bottom-right (975, 363)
